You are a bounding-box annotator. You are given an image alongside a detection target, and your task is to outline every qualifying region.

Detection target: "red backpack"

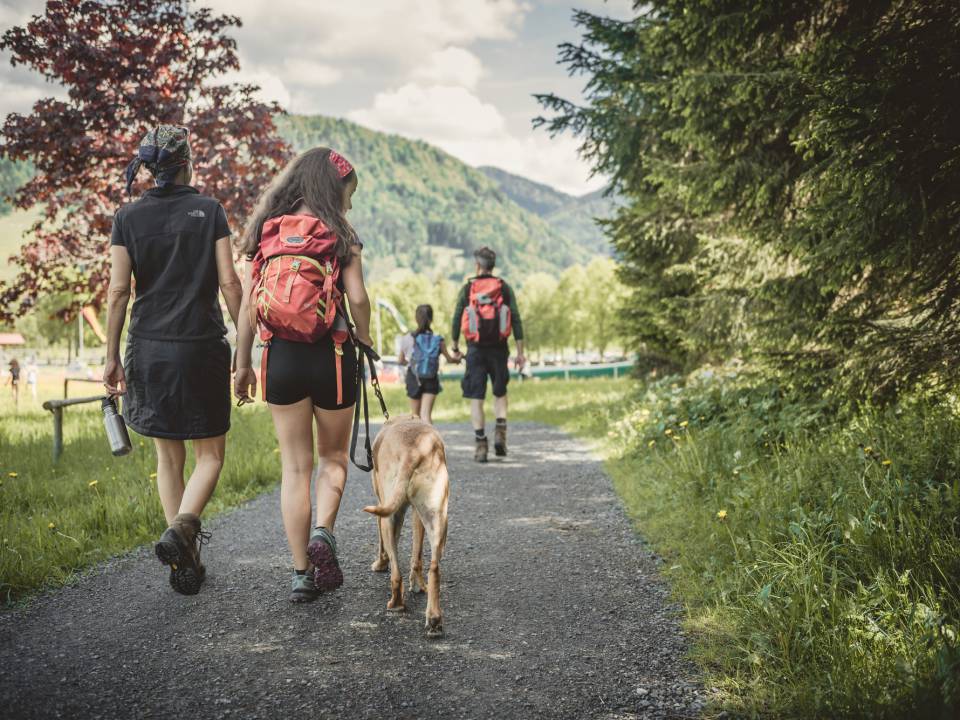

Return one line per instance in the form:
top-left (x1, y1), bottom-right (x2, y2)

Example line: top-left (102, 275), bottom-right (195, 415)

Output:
top-left (460, 276), bottom-right (512, 345)
top-left (249, 214), bottom-right (351, 401)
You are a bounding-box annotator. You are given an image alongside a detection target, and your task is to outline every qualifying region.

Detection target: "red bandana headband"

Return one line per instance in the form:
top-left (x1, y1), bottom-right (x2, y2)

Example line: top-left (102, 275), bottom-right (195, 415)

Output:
top-left (329, 150), bottom-right (353, 178)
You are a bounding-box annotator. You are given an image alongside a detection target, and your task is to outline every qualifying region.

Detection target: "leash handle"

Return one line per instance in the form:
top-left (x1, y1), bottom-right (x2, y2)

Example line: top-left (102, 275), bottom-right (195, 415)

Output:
top-left (349, 342), bottom-right (389, 472)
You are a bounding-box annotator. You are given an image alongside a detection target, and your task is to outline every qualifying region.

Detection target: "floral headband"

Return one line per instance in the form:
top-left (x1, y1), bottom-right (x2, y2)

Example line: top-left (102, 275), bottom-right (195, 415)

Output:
top-left (329, 150), bottom-right (353, 178)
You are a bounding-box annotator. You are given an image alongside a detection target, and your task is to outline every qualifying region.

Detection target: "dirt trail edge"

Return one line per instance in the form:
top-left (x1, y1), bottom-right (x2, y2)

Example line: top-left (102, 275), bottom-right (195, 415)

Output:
top-left (0, 423), bottom-right (704, 720)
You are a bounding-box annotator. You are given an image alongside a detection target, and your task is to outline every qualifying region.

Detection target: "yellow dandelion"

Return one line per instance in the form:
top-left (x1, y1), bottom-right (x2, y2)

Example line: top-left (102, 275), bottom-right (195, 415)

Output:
top-left (863, 446), bottom-right (873, 454)
top-left (665, 428), bottom-right (673, 436)
top-left (149, 472), bottom-right (157, 479)
top-left (88, 480), bottom-right (98, 488)
top-left (679, 420), bottom-right (689, 428)
top-left (273, 448), bottom-right (281, 454)
top-left (7, 472), bottom-right (17, 478)
top-left (716, 509), bottom-right (728, 521)
top-left (648, 439), bottom-right (656, 448)
top-left (882, 459), bottom-right (892, 466)
top-left (48, 522), bottom-right (56, 530)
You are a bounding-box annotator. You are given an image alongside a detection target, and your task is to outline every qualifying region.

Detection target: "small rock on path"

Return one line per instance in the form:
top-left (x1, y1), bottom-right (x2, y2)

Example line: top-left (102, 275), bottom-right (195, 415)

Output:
top-left (0, 423), bottom-right (703, 719)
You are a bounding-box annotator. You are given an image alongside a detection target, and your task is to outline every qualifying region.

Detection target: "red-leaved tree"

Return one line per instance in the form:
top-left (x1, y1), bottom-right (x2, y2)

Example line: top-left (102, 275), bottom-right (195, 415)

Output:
top-left (0, 0), bottom-right (291, 323)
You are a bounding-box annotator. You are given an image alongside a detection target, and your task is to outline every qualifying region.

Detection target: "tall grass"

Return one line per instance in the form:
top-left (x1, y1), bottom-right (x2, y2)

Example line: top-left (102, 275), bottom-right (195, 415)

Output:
top-left (603, 373), bottom-right (960, 718)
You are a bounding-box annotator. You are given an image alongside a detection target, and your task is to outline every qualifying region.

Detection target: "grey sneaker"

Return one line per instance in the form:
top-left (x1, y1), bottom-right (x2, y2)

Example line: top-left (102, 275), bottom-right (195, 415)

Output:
top-left (307, 527), bottom-right (343, 591)
top-left (290, 571), bottom-right (318, 603)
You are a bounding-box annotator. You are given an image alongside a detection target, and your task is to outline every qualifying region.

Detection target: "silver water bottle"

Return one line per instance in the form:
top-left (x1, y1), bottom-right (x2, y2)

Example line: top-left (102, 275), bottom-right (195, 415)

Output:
top-left (101, 396), bottom-right (132, 456)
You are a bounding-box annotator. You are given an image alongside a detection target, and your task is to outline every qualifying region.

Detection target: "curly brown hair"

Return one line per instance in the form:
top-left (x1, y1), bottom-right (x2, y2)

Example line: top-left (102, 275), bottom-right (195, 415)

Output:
top-left (240, 147), bottom-right (358, 261)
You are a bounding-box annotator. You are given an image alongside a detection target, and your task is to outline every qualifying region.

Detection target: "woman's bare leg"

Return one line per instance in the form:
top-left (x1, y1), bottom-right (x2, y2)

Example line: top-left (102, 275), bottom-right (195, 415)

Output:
top-left (420, 393), bottom-right (437, 424)
top-left (313, 405), bottom-right (354, 531)
top-left (270, 399), bottom-right (315, 571)
top-left (179, 435), bottom-right (226, 517)
top-left (154, 438), bottom-right (187, 525)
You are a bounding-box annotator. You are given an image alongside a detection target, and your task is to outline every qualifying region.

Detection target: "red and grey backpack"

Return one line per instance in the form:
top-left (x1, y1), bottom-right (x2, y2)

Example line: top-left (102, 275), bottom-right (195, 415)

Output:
top-left (460, 276), bottom-right (512, 345)
top-left (249, 214), bottom-right (351, 402)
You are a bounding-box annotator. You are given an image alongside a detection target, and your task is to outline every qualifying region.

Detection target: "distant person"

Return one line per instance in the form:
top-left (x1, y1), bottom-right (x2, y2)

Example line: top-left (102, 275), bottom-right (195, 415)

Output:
top-left (233, 147), bottom-right (373, 603)
top-left (398, 304), bottom-right (461, 424)
top-left (103, 125), bottom-right (243, 596)
top-left (5, 358), bottom-right (19, 409)
top-left (26, 361), bottom-right (38, 401)
top-left (451, 247), bottom-right (525, 462)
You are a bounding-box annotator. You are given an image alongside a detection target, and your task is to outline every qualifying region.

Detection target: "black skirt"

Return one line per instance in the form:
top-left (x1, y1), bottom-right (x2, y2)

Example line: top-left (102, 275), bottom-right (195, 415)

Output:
top-left (123, 336), bottom-right (231, 439)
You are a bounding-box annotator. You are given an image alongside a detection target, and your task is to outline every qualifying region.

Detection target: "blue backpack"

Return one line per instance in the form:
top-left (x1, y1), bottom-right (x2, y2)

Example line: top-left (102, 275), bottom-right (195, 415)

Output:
top-left (411, 332), bottom-right (442, 381)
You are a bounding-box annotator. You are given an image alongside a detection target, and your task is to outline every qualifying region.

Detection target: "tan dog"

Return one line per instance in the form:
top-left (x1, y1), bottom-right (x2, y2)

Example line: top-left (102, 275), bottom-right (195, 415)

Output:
top-left (364, 415), bottom-right (449, 637)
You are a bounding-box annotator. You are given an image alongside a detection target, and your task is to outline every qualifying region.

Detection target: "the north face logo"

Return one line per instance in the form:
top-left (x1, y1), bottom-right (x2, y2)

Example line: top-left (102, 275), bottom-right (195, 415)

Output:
top-left (187, 209), bottom-right (206, 218)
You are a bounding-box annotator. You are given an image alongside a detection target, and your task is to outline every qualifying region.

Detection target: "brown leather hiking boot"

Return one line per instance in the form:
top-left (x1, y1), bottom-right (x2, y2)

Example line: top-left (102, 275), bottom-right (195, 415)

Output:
top-left (474, 436), bottom-right (489, 463)
top-left (494, 422), bottom-right (507, 457)
top-left (155, 513), bottom-right (210, 595)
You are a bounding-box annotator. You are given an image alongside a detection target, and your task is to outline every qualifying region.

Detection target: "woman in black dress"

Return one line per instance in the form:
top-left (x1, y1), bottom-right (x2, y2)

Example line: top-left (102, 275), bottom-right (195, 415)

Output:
top-left (104, 125), bottom-right (242, 596)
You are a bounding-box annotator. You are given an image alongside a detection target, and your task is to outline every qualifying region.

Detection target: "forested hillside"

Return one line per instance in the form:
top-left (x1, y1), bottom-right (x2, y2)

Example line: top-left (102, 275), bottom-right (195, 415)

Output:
top-left (478, 165), bottom-right (617, 256)
top-left (277, 115), bottom-right (585, 281)
top-left (0, 158), bottom-right (32, 216)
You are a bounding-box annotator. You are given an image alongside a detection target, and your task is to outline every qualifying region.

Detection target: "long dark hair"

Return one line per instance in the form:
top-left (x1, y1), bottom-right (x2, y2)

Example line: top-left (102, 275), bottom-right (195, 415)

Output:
top-left (241, 147), bottom-right (358, 261)
top-left (414, 305), bottom-right (433, 335)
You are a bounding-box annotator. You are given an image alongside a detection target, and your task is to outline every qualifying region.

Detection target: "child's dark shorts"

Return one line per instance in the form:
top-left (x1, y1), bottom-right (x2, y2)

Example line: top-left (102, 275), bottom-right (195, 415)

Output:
top-left (405, 368), bottom-right (442, 399)
top-left (460, 343), bottom-right (510, 400)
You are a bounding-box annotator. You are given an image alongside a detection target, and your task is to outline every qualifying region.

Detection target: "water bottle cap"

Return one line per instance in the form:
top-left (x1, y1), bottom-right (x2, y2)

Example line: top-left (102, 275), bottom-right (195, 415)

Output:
top-left (101, 396), bottom-right (117, 410)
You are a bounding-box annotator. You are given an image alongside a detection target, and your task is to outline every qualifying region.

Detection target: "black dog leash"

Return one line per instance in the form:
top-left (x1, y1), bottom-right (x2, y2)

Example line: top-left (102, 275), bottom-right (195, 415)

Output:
top-left (350, 342), bottom-right (389, 472)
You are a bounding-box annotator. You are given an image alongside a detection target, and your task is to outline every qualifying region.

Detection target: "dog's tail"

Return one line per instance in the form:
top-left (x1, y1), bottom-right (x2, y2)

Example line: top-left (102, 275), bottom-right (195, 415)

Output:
top-left (362, 455), bottom-right (417, 517)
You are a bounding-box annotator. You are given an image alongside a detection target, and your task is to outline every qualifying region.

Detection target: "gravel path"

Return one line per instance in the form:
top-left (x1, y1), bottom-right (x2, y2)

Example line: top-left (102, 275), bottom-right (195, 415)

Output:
top-left (0, 423), bottom-right (703, 719)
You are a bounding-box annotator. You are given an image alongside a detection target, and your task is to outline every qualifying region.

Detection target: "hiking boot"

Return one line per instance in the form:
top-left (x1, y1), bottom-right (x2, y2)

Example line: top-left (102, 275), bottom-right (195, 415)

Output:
top-left (154, 512), bottom-right (210, 596)
top-left (290, 571), bottom-right (319, 603)
top-left (474, 436), bottom-right (489, 463)
top-left (307, 527), bottom-right (343, 592)
top-left (494, 423), bottom-right (507, 457)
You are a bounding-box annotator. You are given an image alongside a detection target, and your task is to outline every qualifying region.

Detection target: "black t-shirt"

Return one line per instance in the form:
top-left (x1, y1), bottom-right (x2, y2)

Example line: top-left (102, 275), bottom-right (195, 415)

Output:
top-left (111, 186), bottom-right (231, 340)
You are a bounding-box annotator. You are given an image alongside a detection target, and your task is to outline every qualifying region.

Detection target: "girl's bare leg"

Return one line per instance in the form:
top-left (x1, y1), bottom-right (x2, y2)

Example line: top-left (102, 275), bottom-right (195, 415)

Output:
top-left (409, 396), bottom-right (422, 417)
top-left (313, 405), bottom-right (354, 531)
top-left (420, 393), bottom-right (437, 424)
top-left (270, 398), bottom-right (315, 571)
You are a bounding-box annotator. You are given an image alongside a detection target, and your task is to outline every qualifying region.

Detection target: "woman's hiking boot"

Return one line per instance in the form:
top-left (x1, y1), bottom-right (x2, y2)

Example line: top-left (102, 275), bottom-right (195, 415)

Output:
top-left (155, 512), bottom-right (210, 596)
top-left (307, 527), bottom-right (343, 591)
top-left (474, 436), bottom-right (489, 463)
top-left (290, 571), bottom-right (319, 603)
top-left (494, 421), bottom-right (507, 457)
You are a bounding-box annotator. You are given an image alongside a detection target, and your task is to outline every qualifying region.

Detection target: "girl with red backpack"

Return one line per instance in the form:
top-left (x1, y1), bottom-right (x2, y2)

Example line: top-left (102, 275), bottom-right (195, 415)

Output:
top-left (397, 304), bottom-right (461, 424)
top-left (233, 147), bottom-right (373, 603)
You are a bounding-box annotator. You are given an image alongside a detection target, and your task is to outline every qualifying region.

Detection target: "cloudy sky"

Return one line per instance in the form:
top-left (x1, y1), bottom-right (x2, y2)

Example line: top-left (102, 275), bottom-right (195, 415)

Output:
top-left (0, 0), bottom-right (635, 195)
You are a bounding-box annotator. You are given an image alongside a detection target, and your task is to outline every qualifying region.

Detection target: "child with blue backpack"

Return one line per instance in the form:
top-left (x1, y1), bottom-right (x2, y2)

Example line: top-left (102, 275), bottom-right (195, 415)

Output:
top-left (398, 305), bottom-right (461, 424)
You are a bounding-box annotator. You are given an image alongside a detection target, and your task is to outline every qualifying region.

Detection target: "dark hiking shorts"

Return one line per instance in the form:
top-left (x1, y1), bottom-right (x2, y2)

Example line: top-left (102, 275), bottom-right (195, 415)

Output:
top-left (461, 344), bottom-right (510, 400)
top-left (265, 335), bottom-right (357, 410)
top-left (405, 368), bottom-right (442, 399)
top-left (123, 335), bottom-right (231, 439)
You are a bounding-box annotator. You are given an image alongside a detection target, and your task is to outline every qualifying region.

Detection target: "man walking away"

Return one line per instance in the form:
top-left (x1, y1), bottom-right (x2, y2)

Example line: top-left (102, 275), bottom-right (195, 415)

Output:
top-left (451, 247), bottom-right (525, 462)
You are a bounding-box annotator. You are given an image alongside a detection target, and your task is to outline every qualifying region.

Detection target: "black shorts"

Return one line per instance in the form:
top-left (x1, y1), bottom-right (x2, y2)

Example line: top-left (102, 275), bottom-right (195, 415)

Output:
top-left (123, 335), bottom-right (230, 440)
top-left (265, 335), bottom-right (357, 410)
top-left (461, 344), bottom-right (510, 400)
top-left (405, 368), bottom-right (442, 399)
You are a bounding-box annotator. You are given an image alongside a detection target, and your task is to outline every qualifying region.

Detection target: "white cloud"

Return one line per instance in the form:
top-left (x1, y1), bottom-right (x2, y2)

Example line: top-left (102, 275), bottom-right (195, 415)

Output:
top-left (348, 81), bottom-right (602, 195)
top-left (349, 83), bottom-right (505, 141)
top-left (281, 59), bottom-right (342, 89)
top-left (412, 47), bottom-right (484, 89)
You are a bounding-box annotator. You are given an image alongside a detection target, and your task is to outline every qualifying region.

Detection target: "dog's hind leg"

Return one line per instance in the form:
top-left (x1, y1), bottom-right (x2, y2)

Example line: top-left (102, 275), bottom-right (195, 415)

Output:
top-left (408, 510), bottom-right (427, 594)
top-left (370, 469), bottom-right (389, 572)
top-left (381, 512), bottom-right (406, 611)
